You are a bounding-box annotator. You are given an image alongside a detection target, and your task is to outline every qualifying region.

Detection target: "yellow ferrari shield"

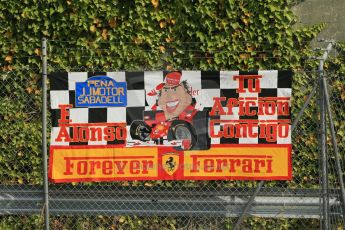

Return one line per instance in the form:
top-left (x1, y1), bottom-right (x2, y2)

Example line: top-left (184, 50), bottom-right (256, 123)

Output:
top-left (162, 153), bottom-right (179, 175)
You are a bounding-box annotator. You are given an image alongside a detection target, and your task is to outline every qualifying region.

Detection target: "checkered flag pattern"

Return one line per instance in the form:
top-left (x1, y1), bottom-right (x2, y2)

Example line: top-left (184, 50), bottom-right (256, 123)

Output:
top-left (49, 71), bottom-right (292, 146)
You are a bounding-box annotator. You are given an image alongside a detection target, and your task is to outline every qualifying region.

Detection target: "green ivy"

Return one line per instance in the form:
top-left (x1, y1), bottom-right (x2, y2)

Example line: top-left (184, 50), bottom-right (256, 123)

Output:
top-left (1, 0), bottom-right (344, 229)
top-left (0, 0), bottom-right (324, 71)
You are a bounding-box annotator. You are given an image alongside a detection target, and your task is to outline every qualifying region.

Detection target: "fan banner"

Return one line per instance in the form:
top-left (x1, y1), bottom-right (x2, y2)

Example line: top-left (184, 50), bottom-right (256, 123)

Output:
top-left (49, 71), bottom-right (292, 182)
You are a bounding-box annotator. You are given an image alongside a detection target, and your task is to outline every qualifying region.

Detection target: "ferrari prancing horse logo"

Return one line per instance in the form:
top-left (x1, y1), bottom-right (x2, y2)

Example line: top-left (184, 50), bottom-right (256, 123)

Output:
top-left (162, 153), bottom-right (179, 175)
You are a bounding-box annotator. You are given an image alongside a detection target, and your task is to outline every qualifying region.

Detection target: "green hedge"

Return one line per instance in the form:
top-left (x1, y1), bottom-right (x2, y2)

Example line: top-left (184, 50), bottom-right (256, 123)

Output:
top-left (0, 0), bottom-right (344, 229)
top-left (0, 0), bottom-right (324, 184)
top-left (1, 0), bottom-right (324, 71)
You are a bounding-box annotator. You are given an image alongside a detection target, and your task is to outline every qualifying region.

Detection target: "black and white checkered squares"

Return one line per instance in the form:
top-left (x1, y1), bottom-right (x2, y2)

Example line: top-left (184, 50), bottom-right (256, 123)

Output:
top-left (49, 71), bottom-right (292, 146)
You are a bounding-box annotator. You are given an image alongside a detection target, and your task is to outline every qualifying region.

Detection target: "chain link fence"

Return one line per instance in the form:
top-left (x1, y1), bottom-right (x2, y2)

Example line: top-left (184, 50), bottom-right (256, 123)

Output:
top-left (0, 41), bottom-right (344, 230)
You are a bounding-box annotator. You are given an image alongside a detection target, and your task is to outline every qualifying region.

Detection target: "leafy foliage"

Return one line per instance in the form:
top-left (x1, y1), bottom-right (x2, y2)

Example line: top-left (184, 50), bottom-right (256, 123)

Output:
top-left (1, 0), bottom-right (324, 71)
top-left (1, 0), bottom-right (344, 229)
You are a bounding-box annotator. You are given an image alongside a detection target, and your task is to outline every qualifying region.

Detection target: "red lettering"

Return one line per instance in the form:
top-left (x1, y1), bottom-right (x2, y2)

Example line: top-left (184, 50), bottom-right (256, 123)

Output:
top-left (238, 99), bottom-right (245, 116)
top-left (114, 161), bottom-right (127, 174)
top-left (210, 121), bottom-right (222, 138)
top-left (55, 126), bottom-right (71, 142)
top-left (130, 160), bottom-right (140, 174)
top-left (216, 159), bottom-right (227, 172)
top-left (254, 159), bottom-right (265, 173)
top-left (235, 123), bottom-right (247, 138)
top-left (77, 161), bottom-right (88, 175)
top-left (245, 101), bottom-right (256, 116)
top-left (265, 101), bottom-right (276, 115)
top-left (258, 101), bottom-right (265, 115)
top-left (204, 159), bottom-right (214, 173)
top-left (102, 161), bottom-right (113, 175)
top-left (248, 123), bottom-right (258, 138)
top-left (242, 159), bottom-right (252, 173)
top-left (225, 98), bottom-right (238, 115)
top-left (63, 158), bottom-right (74, 175)
top-left (90, 127), bottom-right (102, 141)
top-left (71, 126), bottom-right (79, 142)
top-left (223, 124), bottom-right (235, 138)
top-left (266, 160), bottom-right (273, 173)
top-left (142, 160), bottom-right (153, 174)
top-left (209, 97), bottom-right (226, 116)
top-left (115, 126), bottom-right (126, 140)
top-left (278, 124), bottom-right (289, 138)
top-left (266, 124), bottom-right (278, 142)
top-left (229, 159), bottom-right (240, 172)
top-left (79, 127), bottom-right (89, 142)
top-left (233, 75), bottom-right (262, 93)
top-left (104, 127), bottom-right (115, 141)
top-left (89, 161), bottom-right (101, 175)
top-left (258, 124), bottom-right (266, 138)
top-left (58, 104), bottom-right (73, 124)
top-left (277, 101), bottom-right (289, 115)
top-left (190, 156), bottom-right (200, 173)
top-left (248, 78), bottom-right (261, 93)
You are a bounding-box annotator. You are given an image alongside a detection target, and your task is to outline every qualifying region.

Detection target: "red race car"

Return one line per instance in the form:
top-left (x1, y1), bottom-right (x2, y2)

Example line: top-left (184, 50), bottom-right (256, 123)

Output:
top-left (129, 107), bottom-right (210, 151)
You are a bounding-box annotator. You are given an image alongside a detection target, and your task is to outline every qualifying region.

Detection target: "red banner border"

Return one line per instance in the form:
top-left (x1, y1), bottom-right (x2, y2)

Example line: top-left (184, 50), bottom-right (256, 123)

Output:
top-left (49, 144), bottom-right (292, 183)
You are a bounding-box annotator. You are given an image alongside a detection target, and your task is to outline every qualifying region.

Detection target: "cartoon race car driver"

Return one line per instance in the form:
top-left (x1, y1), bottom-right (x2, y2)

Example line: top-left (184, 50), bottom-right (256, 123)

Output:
top-left (156, 72), bottom-right (193, 120)
top-left (129, 71), bottom-right (210, 150)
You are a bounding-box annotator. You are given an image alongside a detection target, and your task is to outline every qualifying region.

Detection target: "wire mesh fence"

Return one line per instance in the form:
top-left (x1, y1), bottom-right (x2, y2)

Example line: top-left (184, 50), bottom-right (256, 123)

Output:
top-left (0, 40), bottom-right (344, 230)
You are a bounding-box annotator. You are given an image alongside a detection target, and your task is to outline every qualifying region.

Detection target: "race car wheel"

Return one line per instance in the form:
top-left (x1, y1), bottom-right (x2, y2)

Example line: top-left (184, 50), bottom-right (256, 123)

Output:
top-left (130, 120), bottom-right (152, 141)
top-left (191, 110), bottom-right (211, 150)
top-left (168, 120), bottom-right (197, 151)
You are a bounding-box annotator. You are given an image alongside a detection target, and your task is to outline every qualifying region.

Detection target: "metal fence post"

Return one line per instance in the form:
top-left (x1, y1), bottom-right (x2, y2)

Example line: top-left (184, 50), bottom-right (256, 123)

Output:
top-left (233, 73), bottom-right (318, 230)
top-left (234, 42), bottom-right (338, 229)
top-left (233, 181), bottom-right (264, 230)
top-left (318, 41), bottom-right (333, 230)
top-left (41, 37), bottom-right (50, 230)
top-left (323, 76), bottom-right (345, 228)
top-left (319, 64), bottom-right (329, 230)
